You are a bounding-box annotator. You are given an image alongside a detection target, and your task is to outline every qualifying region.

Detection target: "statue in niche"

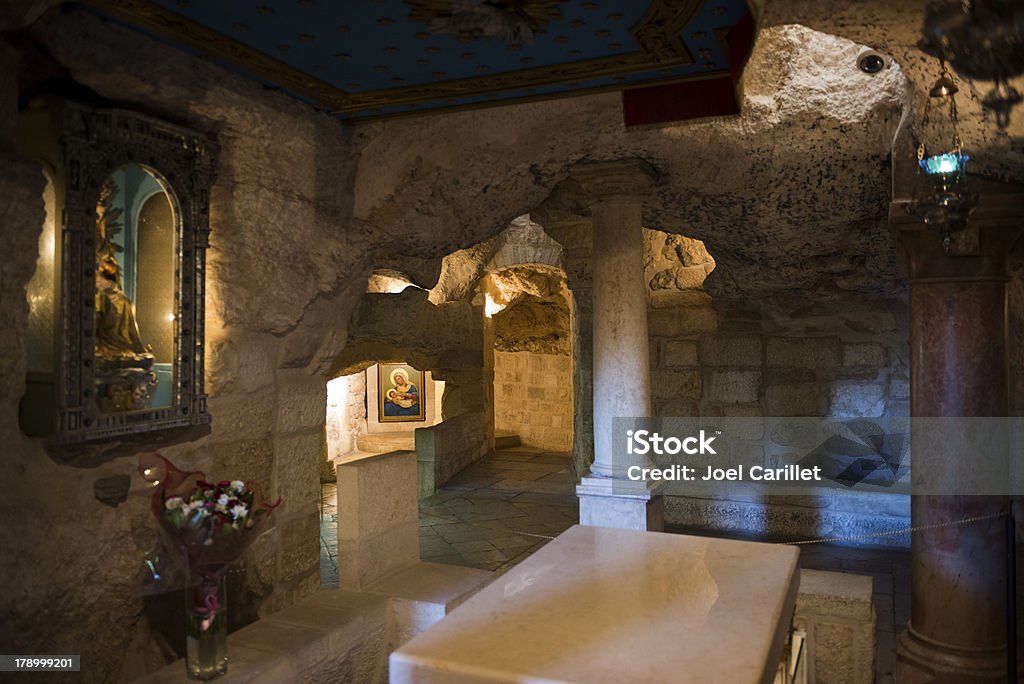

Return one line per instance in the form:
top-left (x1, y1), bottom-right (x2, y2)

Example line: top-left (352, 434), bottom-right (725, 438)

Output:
top-left (94, 179), bottom-right (158, 412)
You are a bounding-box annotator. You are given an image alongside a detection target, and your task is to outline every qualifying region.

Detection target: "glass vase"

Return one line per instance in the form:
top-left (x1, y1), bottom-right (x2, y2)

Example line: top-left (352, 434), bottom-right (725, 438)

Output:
top-left (185, 568), bottom-right (228, 680)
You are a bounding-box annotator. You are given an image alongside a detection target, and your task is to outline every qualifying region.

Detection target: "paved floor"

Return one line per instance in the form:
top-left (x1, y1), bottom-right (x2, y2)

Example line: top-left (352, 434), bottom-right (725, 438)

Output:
top-left (417, 447), bottom-right (578, 571)
top-left (319, 484), bottom-right (339, 589)
top-left (319, 447), bottom-right (911, 683)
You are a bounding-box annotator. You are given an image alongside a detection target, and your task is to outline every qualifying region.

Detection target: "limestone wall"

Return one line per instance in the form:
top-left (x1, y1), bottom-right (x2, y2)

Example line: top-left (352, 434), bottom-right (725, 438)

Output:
top-left (494, 351), bottom-right (573, 451)
top-left (326, 372), bottom-right (368, 461)
top-left (3, 3), bottom-right (1020, 678)
top-left (647, 293), bottom-right (912, 544)
top-left (1, 7), bottom-right (374, 681)
top-left (415, 409), bottom-right (492, 497)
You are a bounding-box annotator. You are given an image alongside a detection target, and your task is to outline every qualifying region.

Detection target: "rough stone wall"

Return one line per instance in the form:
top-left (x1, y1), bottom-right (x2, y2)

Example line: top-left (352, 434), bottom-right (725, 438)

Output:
top-left (493, 351), bottom-right (573, 451)
top-left (2, 4), bottom-right (1020, 678)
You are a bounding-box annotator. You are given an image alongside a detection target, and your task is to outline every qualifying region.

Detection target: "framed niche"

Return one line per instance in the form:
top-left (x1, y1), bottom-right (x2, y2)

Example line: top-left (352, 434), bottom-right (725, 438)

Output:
top-left (18, 97), bottom-right (216, 444)
top-left (377, 363), bottom-right (427, 422)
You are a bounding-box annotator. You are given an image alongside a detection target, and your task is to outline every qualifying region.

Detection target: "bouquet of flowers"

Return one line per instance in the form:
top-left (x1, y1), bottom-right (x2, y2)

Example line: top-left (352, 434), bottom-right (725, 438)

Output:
top-left (139, 453), bottom-right (280, 680)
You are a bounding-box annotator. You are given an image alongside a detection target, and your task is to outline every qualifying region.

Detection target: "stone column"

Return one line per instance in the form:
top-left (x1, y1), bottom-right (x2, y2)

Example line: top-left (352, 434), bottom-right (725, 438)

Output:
top-left (571, 159), bottom-right (663, 531)
top-left (892, 186), bottom-right (1023, 683)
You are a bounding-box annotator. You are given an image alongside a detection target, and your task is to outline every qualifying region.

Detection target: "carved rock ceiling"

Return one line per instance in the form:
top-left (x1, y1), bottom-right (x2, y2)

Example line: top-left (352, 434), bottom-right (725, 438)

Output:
top-left (356, 22), bottom-right (924, 301)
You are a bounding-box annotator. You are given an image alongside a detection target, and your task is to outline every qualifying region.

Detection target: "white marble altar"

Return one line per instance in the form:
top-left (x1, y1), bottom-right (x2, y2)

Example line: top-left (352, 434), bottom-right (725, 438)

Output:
top-left (390, 525), bottom-right (800, 684)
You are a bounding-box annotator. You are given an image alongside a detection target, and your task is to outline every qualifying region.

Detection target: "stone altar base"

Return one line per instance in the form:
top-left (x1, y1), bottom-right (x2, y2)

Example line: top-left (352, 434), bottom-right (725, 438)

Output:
top-left (390, 525), bottom-right (800, 684)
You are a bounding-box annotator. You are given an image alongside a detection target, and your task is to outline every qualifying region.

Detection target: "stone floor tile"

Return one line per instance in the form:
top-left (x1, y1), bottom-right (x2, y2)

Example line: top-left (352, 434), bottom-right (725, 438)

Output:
top-left (435, 524), bottom-right (509, 544)
top-left (450, 539), bottom-right (499, 554)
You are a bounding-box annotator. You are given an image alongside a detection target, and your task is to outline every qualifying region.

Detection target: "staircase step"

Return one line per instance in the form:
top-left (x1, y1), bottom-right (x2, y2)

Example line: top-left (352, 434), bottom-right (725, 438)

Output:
top-left (494, 432), bottom-right (521, 449)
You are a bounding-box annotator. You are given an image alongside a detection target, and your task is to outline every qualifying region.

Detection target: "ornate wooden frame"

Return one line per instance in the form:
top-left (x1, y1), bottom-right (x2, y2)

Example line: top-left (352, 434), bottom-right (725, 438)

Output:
top-left (54, 101), bottom-right (216, 443)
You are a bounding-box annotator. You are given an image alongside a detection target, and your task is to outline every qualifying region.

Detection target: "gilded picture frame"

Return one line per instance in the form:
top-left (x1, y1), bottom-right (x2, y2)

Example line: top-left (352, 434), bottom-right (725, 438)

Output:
top-left (378, 363), bottom-right (426, 423)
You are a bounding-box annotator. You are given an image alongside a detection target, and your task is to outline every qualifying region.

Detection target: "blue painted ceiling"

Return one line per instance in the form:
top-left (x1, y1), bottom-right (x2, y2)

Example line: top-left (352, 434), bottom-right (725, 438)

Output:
top-left (86, 0), bottom-right (755, 121)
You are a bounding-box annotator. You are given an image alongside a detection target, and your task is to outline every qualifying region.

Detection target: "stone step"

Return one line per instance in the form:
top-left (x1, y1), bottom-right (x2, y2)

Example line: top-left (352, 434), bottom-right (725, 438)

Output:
top-left (140, 562), bottom-right (495, 684)
top-left (494, 431), bottom-right (522, 449)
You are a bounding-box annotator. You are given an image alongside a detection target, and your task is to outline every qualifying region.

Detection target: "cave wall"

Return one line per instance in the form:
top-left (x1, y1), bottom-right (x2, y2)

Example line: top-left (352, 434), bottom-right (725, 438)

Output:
top-left (1, 6), bottom-right (373, 680)
top-left (1, 2), bottom-right (1021, 679)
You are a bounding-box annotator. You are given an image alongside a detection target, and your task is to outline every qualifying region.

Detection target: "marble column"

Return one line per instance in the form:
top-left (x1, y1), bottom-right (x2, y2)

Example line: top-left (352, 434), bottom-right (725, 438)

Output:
top-left (570, 159), bottom-right (663, 531)
top-left (892, 185), bottom-right (1023, 683)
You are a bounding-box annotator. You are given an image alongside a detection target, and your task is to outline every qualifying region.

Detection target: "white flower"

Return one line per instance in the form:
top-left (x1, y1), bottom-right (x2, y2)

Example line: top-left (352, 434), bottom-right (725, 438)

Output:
top-left (165, 497), bottom-right (184, 511)
top-left (230, 503), bottom-right (248, 519)
top-left (203, 538), bottom-right (213, 546)
top-left (231, 480), bottom-right (245, 494)
top-left (217, 494), bottom-right (229, 506)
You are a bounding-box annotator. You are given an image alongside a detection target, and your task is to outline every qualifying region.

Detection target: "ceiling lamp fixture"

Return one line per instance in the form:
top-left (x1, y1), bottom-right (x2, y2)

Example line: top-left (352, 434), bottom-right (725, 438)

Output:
top-left (910, 61), bottom-right (978, 251)
top-left (919, 0), bottom-right (1024, 128)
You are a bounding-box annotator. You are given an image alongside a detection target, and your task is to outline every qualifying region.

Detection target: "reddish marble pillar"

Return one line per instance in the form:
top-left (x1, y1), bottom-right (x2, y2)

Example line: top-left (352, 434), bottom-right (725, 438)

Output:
top-left (893, 187), bottom-right (1023, 683)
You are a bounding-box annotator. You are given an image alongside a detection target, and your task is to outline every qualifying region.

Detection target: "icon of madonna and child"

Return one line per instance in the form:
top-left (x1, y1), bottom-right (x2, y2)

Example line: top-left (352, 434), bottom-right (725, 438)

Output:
top-left (379, 364), bottom-right (426, 422)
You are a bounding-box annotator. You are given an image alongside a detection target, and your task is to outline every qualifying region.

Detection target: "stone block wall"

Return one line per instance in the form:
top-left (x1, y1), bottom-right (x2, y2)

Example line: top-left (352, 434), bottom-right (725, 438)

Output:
top-left (493, 351), bottom-right (573, 451)
top-left (415, 409), bottom-right (492, 497)
top-left (327, 371), bottom-right (368, 461)
top-left (647, 294), bottom-right (912, 544)
top-left (648, 299), bottom-right (908, 421)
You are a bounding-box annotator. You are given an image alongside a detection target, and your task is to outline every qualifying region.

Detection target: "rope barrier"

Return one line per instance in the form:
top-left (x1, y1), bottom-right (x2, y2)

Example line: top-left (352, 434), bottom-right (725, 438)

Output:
top-left (780, 510), bottom-right (1011, 546)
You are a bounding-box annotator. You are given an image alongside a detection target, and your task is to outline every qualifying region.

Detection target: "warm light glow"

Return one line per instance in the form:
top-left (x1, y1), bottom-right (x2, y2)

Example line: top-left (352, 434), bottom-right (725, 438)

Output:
top-left (167, 313), bottom-right (175, 322)
top-left (152, 480), bottom-right (160, 486)
top-left (484, 293), bottom-right (505, 318)
top-left (143, 468), bottom-right (152, 476)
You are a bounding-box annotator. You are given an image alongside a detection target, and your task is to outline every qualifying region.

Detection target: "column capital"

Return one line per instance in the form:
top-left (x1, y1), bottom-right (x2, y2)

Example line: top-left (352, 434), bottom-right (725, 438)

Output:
top-left (889, 186), bottom-right (1024, 281)
top-left (570, 159), bottom-right (658, 203)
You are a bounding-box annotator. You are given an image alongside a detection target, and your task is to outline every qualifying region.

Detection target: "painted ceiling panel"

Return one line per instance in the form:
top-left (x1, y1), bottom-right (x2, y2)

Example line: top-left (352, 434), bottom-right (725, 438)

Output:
top-left (85, 0), bottom-right (756, 121)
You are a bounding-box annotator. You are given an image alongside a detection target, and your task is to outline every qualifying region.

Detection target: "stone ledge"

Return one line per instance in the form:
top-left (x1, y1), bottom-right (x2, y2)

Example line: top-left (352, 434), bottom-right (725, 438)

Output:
top-left (139, 589), bottom-right (390, 683)
top-left (139, 563), bottom-right (495, 683)
top-left (363, 561), bottom-right (493, 611)
top-left (798, 569), bottom-right (874, 622)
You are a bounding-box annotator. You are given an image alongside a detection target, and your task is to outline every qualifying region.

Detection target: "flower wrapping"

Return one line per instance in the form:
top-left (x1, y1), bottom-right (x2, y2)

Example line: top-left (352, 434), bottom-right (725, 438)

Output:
top-left (138, 453), bottom-right (280, 630)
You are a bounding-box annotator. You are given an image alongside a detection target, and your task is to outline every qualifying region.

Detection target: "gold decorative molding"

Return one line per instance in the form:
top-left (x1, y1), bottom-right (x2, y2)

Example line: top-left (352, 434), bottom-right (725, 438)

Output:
top-left (84, 0), bottom-right (721, 119)
top-left (84, 0), bottom-right (354, 111)
top-left (633, 0), bottom-right (702, 62)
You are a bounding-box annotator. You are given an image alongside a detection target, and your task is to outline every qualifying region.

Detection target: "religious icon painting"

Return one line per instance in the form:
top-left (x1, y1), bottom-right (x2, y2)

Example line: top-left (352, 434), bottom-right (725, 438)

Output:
top-left (378, 363), bottom-right (426, 422)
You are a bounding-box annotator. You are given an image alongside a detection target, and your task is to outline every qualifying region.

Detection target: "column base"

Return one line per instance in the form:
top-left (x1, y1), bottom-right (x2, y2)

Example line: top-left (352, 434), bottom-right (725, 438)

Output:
top-left (576, 475), bottom-right (663, 531)
top-left (896, 622), bottom-right (1007, 683)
